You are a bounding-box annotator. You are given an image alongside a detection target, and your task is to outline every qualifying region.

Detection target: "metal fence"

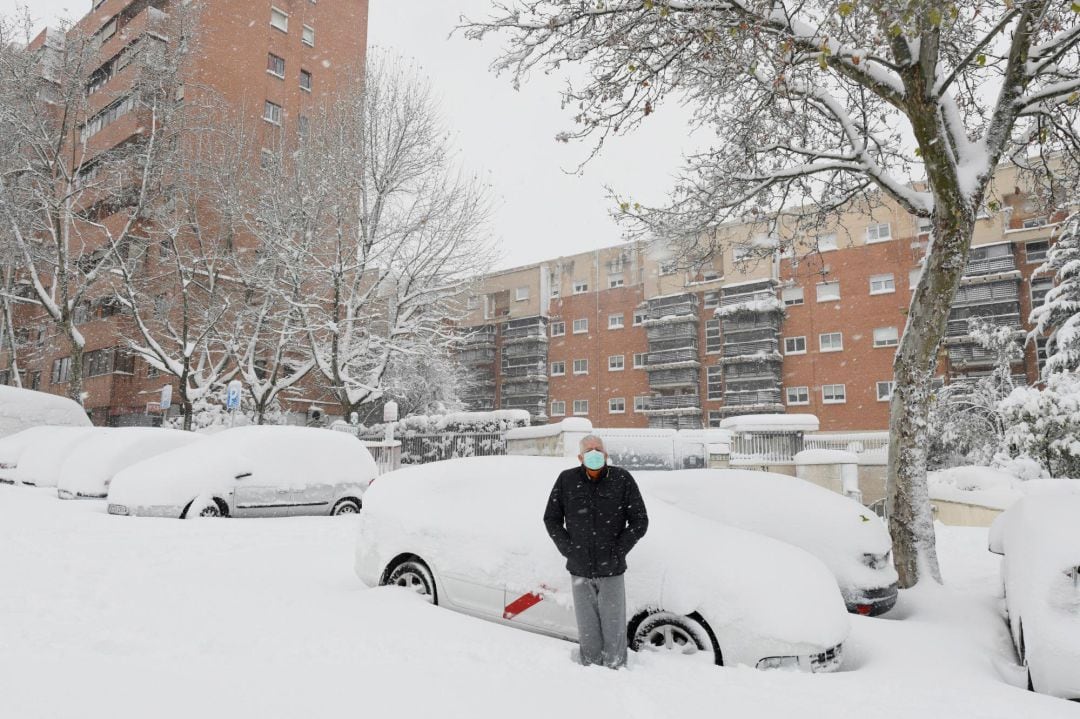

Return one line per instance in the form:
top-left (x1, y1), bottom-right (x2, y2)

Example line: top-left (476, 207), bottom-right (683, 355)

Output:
top-left (804, 432), bottom-right (890, 462)
top-left (729, 431), bottom-right (803, 464)
top-left (358, 440), bottom-right (402, 475)
top-left (356, 431), bottom-right (507, 466)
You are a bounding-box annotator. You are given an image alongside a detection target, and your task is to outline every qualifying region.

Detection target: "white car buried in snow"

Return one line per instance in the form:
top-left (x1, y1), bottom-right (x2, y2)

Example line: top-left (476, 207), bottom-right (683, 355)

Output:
top-left (989, 489), bottom-right (1080, 698)
top-left (56, 427), bottom-right (205, 499)
top-left (106, 426), bottom-right (377, 518)
top-left (356, 456), bottom-right (850, 672)
top-left (637, 469), bottom-right (899, 616)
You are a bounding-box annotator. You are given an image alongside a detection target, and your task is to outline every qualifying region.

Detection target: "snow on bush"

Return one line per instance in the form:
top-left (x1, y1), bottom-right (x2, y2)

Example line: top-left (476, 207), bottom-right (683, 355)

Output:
top-left (1031, 213), bottom-right (1080, 377)
top-left (999, 372), bottom-right (1080, 479)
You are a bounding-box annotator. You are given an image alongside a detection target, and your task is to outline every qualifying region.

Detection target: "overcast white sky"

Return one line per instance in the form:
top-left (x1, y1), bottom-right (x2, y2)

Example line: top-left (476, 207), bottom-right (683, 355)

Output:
top-left (4, 0), bottom-right (694, 271)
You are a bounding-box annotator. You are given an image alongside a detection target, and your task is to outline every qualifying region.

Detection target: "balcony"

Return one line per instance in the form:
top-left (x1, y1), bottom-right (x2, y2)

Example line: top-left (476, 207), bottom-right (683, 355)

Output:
top-left (645, 348), bottom-right (699, 366)
top-left (947, 342), bottom-right (1024, 367)
top-left (646, 294), bottom-right (699, 321)
top-left (963, 253), bottom-right (1016, 277)
top-left (945, 312), bottom-right (1022, 338)
top-left (458, 348), bottom-right (496, 364)
top-left (723, 389), bottom-right (783, 407)
top-left (719, 287), bottom-right (776, 308)
top-left (500, 396), bottom-right (547, 413)
top-left (501, 343), bottom-right (547, 359)
top-left (721, 327), bottom-right (779, 344)
top-left (500, 362), bottom-right (547, 378)
top-left (501, 319), bottom-right (548, 342)
top-left (722, 339), bottom-right (779, 357)
top-left (647, 367), bottom-right (699, 389)
top-left (722, 315), bottom-right (782, 334)
top-left (646, 323), bottom-right (698, 342)
top-left (500, 379), bottom-right (549, 396)
top-left (953, 280), bottom-right (1019, 306)
top-left (647, 338), bottom-right (699, 354)
top-left (460, 327), bottom-right (496, 347)
top-left (645, 394), bottom-right (701, 411)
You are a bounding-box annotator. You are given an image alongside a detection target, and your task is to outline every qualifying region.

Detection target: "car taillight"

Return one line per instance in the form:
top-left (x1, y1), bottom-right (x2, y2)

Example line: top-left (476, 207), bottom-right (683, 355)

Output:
top-left (856, 604), bottom-right (872, 615)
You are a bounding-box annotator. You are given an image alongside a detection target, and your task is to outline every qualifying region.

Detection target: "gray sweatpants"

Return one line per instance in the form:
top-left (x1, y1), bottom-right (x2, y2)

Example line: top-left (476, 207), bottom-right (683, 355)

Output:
top-left (570, 574), bottom-right (627, 669)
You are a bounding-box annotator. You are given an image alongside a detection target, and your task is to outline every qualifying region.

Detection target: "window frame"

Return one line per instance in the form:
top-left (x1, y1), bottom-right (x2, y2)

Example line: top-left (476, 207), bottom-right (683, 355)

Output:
top-left (263, 100), bottom-right (283, 125)
top-left (869, 273), bottom-right (896, 295)
top-left (299, 69), bottom-right (312, 92)
top-left (786, 386), bottom-right (810, 405)
top-left (270, 7), bottom-right (289, 32)
top-left (302, 24), bottom-right (315, 47)
top-left (866, 222), bottom-right (892, 243)
top-left (572, 318), bottom-right (588, 334)
top-left (572, 280), bottom-right (588, 294)
top-left (267, 53), bottom-right (286, 78)
top-left (572, 399), bottom-right (589, 416)
top-left (607, 313), bottom-right (624, 330)
top-left (549, 321), bottom-right (565, 337)
top-left (876, 380), bottom-right (895, 402)
top-left (550, 361), bottom-right (565, 377)
top-left (873, 326), bottom-right (899, 348)
top-left (822, 384), bottom-right (847, 404)
top-left (572, 358), bottom-right (589, 375)
top-left (819, 332), bottom-right (844, 352)
top-left (608, 397), bottom-right (626, 414)
top-left (815, 281), bottom-right (840, 303)
top-left (782, 286), bottom-right (804, 306)
top-left (784, 336), bottom-right (807, 355)
top-left (550, 400), bottom-right (566, 417)
top-left (632, 352), bottom-right (647, 369)
top-left (608, 354), bottom-right (625, 372)
top-left (514, 286), bottom-right (529, 302)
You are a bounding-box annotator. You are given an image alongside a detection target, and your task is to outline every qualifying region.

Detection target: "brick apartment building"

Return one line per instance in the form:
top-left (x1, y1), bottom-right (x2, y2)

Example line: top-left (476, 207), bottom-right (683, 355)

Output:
top-left (458, 161), bottom-right (1063, 434)
top-left (0, 0), bottom-right (369, 425)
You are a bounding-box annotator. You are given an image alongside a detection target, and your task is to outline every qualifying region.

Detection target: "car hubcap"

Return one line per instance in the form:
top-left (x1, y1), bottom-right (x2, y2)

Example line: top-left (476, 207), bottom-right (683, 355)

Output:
top-left (395, 570), bottom-right (433, 602)
top-left (337, 504), bottom-right (357, 514)
top-left (642, 625), bottom-right (702, 657)
top-left (199, 505), bottom-right (220, 517)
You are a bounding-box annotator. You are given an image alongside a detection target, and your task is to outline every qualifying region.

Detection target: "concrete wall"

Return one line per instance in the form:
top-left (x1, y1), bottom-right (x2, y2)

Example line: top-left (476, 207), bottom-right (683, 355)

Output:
top-left (931, 500), bottom-right (1004, 528)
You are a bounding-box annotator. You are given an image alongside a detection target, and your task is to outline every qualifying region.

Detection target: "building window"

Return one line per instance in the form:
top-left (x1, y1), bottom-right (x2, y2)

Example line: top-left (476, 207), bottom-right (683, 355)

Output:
top-left (822, 384), bottom-right (847, 404)
top-left (573, 359), bottom-right (588, 375)
top-left (873, 326), bottom-right (899, 348)
top-left (817, 233), bottom-right (838, 252)
top-left (659, 260), bottom-right (677, 276)
top-left (786, 386), bottom-right (809, 405)
top-left (259, 149), bottom-right (274, 170)
top-left (573, 280), bottom-right (588, 294)
top-left (819, 332), bottom-right (843, 352)
top-left (703, 291), bottom-right (719, 309)
top-left (917, 216), bottom-right (934, 235)
top-left (263, 100), bottom-right (283, 125)
top-left (909, 267), bottom-right (922, 291)
top-left (1026, 240), bottom-right (1049, 264)
top-left (550, 321), bottom-right (565, 337)
top-left (270, 7), bottom-right (288, 32)
top-left (146, 362), bottom-right (159, 379)
top-left (608, 355), bottom-right (624, 371)
top-left (267, 53), bottom-right (285, 78)
top-left (816, 281), bottom-right (840, 302)
top-left (80, 96), bottom-right (135, 143)
top-left (608, 274), bottom-right (624, 288)
top-left (573, 399), bottom-right (589, 415)
top-left (705, 318), bottom-right (722, 354)
top-left (1031, 277), bottom-right (1053, 307)
top-left (707, 410), bottom-right (725, 428)
top-left (299, 69), bottom-right (312, 92)
top-left (706, 366), bottom-right (723, 401)
top-left (51, 357), bottom-right (72, 384)
top-left (876, 381), bottom-right (895, 401)
top-left (1022, 216), bottom-right (1047, 229)
top-left (633, 395), bottom-right (648, 413)
top-left (515, 286), bottom-right (529, 301)
top-left (302, 25), bottom-right (315, 46)
top-left (632, 310), bottom-right (646, 326)
top-left (608, 397), bottom-right (626, 414)
top-left (869, 273), bottom-right (896, 295)
top-left (572, 318), bottom-right (588, 334)
top-left (550, 400), bottom-right (566, 416)
top-left (608, 313), bottom-right (624, 329)
top-left (784, 336), bottom-right (806, 354)
top-left (550, 361), bottom-right (565, 376)
top-left (633, 353), bottom-right (646, 369)
top-left (782, 286), bottom-right (804, 306)
top-left (866, 223), bottom-right (892, 242)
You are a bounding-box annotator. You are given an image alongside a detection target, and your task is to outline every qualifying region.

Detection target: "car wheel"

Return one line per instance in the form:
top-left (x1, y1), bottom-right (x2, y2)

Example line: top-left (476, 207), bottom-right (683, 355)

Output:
top-left (1018, 621), bottom-right (1026, 665)
top-left (183, 497), bottom-right (227, 518)
top-left (1026, 663), bottom-right (1035, 692)
top-left (331, 498), bottom-right (361, 516)
top-left (384, 557), bottom-right (437, 604)
top-left (628, 611), bottom-right (721, 665)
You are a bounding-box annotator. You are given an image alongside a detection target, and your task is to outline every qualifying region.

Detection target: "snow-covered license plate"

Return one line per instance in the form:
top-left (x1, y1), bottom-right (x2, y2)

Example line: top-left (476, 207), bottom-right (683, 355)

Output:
top-left (107, 504), bottom-right (129, 516)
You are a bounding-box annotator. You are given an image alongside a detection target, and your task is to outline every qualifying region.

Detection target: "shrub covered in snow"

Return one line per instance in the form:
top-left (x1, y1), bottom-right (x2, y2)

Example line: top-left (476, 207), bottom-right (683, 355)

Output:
top-left (1030, 213), bottom-right (1080, 377)
top-left (999, 372), bottom-right (1080, 479)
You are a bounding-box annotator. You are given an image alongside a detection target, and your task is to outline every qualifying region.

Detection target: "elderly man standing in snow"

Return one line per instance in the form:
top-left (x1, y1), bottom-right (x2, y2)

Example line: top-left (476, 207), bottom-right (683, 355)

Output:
top-left (543, 434), bottom-right (649, 668)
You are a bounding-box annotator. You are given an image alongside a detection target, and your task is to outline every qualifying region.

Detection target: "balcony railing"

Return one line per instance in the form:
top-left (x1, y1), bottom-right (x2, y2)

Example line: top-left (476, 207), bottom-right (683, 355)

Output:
top-left (722, 339), bottom-right (778, 357)
top-left (719, 288), bottom-right (775, 308)
top-left (730, 431), bottom-right (803, 464)
top-left (646, 302), bottom-right (698, 321)
top-left (947, 343), bottom-right (1023, 365)
top-left (646, 323), bottom-right (698, 341)
top-left (458, 348), bottom-right (496, 364)
top-left (647, 367), bottom-right (699, 388)
top-left (723, 389), bottom-right (783, 407)
top-left (646, 394), bottom-right (701, 410)
top-left (501, 343), bottom-right (547, 359)
top-left (646, 348), bottom-right (699, 365)
top-left (953, 280), bottom-right (1019, 306)
top-left (502, 325), bottom-right (548, 342)
top-left (500, 363), bottom-right (546, 378)
top-left (963, 254), bottom-right (1016, 277)
top-left (946, 313), bottom-right (1022, 337)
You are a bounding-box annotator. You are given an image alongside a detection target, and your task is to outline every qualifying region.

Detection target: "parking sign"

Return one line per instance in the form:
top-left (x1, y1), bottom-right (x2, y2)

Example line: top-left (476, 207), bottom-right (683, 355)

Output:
top-left (226, 380), bottom-right (242, 411)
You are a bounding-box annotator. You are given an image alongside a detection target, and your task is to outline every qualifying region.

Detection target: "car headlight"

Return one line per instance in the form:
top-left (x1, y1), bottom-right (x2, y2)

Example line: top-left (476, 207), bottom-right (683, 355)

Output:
top-left (756, 656), bottom-right (801, 671)
top-left (862, 551), bottom-right (891, 570)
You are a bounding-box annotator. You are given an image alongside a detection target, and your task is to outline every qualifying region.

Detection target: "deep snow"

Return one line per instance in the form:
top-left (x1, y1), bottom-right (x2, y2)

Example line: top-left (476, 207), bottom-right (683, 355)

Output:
top-left (0, 484), bottom-right (1076, 719)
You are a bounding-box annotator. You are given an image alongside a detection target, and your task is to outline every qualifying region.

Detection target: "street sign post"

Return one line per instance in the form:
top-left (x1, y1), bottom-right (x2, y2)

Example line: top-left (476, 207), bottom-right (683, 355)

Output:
top-left (160, 384), bottom-right (172, 411)
top-left (226, 380), bottom-right (242, 427)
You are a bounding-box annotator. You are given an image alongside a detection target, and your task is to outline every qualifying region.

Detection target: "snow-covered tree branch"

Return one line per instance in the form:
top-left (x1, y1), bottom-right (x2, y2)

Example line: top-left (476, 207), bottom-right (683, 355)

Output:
top-left (465, 0), bottom-right (1080, 586)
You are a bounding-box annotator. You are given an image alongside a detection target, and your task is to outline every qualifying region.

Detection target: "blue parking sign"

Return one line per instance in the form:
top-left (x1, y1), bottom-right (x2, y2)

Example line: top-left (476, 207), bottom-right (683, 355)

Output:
top-left (226, 380), bottom-right (242, 410)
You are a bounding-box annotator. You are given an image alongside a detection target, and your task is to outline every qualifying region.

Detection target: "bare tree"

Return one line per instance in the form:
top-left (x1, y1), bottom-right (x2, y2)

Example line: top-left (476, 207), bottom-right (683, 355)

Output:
top-left (0, 4), bottom-right (199, 405)
top-left (466, 1), bottom-right (1080, 586)
top-left (254, 51), bottom-right (496, 420)
top-left (110, 94), bottom-right (244, 431)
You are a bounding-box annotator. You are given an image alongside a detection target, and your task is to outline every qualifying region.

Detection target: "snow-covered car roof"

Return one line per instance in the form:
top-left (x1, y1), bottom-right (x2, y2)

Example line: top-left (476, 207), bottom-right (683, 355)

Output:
top-left (357, 456), bottom-right (849, 659)
top-left (991, 490), bottom-right (1080, 576)
top-left (14, 427), bottom-right (105, 487)
top-left (637, 469), bottom-right (896, 593)
top-left (108, 426), bottom-right (377, 512)
top-left (56, 427), bottom-right (205, 498)
top-left (0, 386), bottom-right (91, 439)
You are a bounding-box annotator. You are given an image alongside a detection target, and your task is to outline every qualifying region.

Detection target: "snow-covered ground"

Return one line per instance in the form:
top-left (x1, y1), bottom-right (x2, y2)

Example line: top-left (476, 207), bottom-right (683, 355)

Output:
top-left (0, 484), bottom-right (1075, 718)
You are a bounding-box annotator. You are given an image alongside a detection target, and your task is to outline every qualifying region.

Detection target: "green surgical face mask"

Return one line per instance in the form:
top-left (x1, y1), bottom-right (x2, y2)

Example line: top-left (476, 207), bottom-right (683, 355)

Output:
top-left (583, 449), bottom-right (606, 471)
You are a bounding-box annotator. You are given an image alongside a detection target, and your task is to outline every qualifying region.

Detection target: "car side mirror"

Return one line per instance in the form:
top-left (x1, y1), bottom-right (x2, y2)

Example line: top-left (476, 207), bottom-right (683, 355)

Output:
top-left (235, 472), bottom-right (253, 480)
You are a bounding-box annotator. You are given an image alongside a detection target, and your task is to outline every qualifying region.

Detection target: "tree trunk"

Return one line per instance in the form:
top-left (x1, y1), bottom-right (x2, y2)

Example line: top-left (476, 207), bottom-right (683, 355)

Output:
top-left (66, 330), bottom-right (85, 407)
top-left (887, 215), bottom-right (975, 587)
top-left (181, 398), bottom-right (193, 431)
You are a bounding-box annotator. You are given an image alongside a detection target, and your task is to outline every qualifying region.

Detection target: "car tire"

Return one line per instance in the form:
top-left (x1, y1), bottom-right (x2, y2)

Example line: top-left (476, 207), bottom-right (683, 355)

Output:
top-left (1026, 664), bottom-right (1035, 693)
top-left (182, 497), bottom-right (227, 519)
top-left (628, 611), bottom-right (721, 665)
top-left (331, 498), bottom-right (361, 516)
top-left (1017, 621), bottom-right (1026, 665)
top-left (384, 557), bottom-right (437, 604)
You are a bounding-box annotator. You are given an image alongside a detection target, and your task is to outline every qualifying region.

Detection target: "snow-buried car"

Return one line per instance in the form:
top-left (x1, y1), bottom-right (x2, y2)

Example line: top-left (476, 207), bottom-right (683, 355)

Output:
top-left (107, 426), bottom-right (376, 518)
top-left (637, 469), bottom-right (899, 616)
top-left (355, 456), bottom-right (850, 672)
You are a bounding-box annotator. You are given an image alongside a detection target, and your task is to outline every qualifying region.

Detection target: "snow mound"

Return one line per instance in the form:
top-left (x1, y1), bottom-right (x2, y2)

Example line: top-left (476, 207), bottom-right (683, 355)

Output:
top-left (720, 414), bottom-right (820, 432)
top-left (795, 449), bottom-right (858, 465)
top-left (928, 466), bottom-right (1024, 510)
top-left (14, 427), bottom-right (107, 487)
top-left (506, 418), bottom-right (592, 440)
top-left (56, 427), bottom-right (204, 499)
top-left (0, 386), bottom-right (91, 439)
